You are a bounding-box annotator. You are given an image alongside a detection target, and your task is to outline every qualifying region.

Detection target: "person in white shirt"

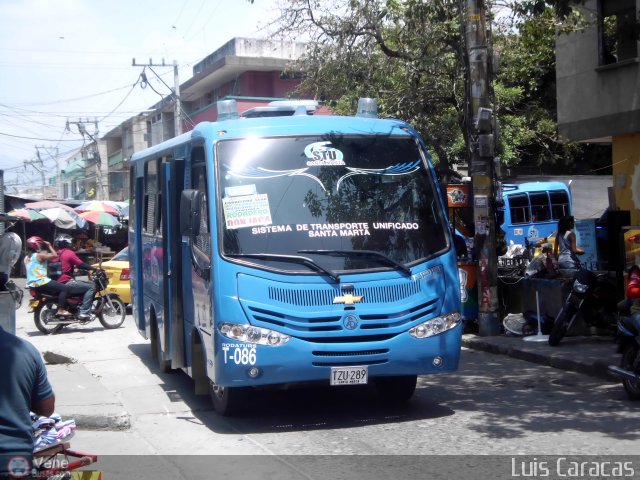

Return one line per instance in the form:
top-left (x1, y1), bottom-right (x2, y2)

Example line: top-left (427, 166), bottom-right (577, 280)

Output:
top-left (0, 232), bottom-right (21, 291)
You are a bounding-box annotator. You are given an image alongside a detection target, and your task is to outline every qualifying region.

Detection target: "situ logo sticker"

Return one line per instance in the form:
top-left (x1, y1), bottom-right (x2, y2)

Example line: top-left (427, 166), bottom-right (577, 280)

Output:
top-left (304, 141), bottom-right (345, 166)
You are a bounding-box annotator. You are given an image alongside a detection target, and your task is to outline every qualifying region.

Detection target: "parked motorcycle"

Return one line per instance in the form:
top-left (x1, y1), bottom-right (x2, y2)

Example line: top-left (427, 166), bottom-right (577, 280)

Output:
top-left (28, 269), bottom-right (126, 334)
top-left (548, 267), bottom-right (618, 346)
top-left (608, 314), bottom-right (640, 400)
top-left (607, 265), bottom-right (640, 400)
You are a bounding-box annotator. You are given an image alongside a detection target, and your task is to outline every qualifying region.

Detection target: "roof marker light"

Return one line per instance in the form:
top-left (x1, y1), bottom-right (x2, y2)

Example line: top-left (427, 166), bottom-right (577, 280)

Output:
top-left (217, 99), bottom-right (239, 121)
top-left (356, 97), bottom-right (378, 118)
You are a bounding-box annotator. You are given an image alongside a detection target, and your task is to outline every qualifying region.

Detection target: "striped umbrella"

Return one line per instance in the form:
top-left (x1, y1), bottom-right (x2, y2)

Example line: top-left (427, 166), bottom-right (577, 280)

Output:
top-left (6, 208), bottom-right (48, 221)
top-left (79, 211), bottom-right (120, 227)
top-left (75, 200), bottom-right (120, 215)
top-left (24, 200), bottom-right (75, 211)
top-left (40, 207), bottom-right (87, 229)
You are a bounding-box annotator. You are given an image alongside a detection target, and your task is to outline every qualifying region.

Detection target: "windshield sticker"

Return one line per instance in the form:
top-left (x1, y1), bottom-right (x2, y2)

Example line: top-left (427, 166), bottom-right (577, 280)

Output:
top-left (304, 141), bottom-right (345, 166)
top-left (250, 222), bottom-right (421, 238)
top-left (336, 160), bottom-right (422, 191)
top-left (225, 184), bottom-right (257, 197)
top-left (225, 164), bottom-right (326, 192)
top-left (223, 194), bottom-right (272, 229)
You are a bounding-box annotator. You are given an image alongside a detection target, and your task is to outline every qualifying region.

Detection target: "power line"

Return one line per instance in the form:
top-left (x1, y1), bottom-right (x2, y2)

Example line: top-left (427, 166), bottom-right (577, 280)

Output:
top-left (0, 131), bottom-right (82, 142)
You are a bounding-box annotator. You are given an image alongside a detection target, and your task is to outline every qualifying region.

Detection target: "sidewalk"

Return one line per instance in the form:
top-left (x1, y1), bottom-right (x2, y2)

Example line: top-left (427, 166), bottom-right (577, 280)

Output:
top-left (45, 362), bottom-right (131, 431)
top-left (462, 332), bottom-right (621, 381)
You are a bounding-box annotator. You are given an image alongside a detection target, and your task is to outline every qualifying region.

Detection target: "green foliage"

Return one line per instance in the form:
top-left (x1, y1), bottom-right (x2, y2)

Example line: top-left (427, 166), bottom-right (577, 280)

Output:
top-left (272, 0), bottom-right (593, 173)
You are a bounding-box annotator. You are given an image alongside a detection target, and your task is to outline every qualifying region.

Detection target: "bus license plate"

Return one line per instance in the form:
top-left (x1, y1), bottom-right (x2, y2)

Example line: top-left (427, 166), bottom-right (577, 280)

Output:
top-left (330, 366), bottom-right (368, 386)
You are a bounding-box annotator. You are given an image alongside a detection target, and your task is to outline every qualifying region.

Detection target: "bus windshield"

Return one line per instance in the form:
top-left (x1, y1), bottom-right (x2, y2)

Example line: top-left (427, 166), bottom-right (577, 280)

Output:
top-left (217, 134), bottom-right (448, 275)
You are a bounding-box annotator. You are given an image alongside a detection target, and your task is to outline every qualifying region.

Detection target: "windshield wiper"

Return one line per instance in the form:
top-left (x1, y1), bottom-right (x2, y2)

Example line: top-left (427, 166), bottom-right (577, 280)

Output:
top-left (298, 249), bottom-right (412, 277)
top-left (226, 253), bottom-right (339, 282)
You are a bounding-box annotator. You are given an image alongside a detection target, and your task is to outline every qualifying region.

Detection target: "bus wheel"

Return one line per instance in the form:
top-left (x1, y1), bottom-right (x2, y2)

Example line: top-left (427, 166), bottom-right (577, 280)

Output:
top-left (150, 322), bottom-right (172, 373)
top-left (375, 375), bottom-right (417, 404)
top-left (210, 382), bottom-right (249, 416)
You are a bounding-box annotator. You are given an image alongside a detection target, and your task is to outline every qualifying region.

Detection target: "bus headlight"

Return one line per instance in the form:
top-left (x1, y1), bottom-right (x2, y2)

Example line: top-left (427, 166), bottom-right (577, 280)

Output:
top-left (408, 312), bottom-right (461, 338)
top-left (219, 322), bottom-right (291, 346)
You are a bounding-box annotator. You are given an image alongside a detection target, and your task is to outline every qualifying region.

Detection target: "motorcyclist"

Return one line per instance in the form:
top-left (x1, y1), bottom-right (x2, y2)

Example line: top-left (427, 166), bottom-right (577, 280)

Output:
top-left (618, 265), bottom-right (640, 316)
top-left (24, 236), bottom-right (72, 317)
top-left (53, 234), bottom-right (98, 321)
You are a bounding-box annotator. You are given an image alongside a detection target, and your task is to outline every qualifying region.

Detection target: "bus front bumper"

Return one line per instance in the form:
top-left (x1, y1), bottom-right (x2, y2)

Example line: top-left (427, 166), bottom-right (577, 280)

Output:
top-left (212, 323), bottom-right (462, 388)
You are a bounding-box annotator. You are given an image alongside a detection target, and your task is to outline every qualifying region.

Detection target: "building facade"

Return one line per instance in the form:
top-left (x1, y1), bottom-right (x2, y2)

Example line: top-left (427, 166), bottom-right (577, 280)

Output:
top-left (76, 37), bottom-right (311, 201)
top-left (555, 0), bottom-right (640, 223)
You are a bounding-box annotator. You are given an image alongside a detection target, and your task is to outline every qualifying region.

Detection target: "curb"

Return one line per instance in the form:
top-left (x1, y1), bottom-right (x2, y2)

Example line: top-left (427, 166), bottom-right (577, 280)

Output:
top-left (461, 334), bottom-right (620, 382)
top-left (44, 363), bottom-right (132, 431)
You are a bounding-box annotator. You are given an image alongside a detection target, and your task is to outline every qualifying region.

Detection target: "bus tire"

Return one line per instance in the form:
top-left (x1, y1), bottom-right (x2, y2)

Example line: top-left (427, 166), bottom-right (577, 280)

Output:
top-left (150, 319), bottom-right (172, 373)
top-left (375, 375), bottom-right (417, 404)
top-left (210, 382), bottom-right (250, 416)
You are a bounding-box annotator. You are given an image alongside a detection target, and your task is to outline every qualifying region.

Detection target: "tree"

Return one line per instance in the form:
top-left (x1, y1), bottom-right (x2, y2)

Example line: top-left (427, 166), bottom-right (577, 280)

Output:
top-left (273, 0), bottom-right (467, 182)
top-left (269, 0), bottom-right (604, 174)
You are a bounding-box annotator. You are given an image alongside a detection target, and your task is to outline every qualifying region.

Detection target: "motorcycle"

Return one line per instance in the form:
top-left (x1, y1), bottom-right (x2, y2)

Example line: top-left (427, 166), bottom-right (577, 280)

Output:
top-left (28, 269), bottom-right (126, 334)
top-left (548, 266), bottom-right (618, 346)
top-left (607, 265), bottom-right (640, 400)
top-left (608, 314), bottom-right (640, 400)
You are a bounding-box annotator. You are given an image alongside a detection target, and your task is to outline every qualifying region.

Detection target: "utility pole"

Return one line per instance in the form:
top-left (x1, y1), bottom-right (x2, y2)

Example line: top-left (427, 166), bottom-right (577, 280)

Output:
top-left (462, 0), bottom-right (500, 335)
top-left (67, 118), bottom-right (106, 200)
top-left (36, 145), bottom-right (61, 199)
top-left (173, 60), bottom-right (182, 136)
top-left (132, 58), bottom-right (182, 136)
top-left (24, 158), bottom-right (46, 199)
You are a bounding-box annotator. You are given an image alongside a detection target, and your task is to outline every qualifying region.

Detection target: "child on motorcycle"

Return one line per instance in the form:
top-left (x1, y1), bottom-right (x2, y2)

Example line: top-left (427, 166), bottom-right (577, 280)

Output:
top-left (24, 236), bottom-right (72, 317)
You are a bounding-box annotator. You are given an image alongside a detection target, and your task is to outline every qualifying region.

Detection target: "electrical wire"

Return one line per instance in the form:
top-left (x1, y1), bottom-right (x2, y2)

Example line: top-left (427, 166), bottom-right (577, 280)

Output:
top-left (97, 76), bottom-right (141, 123)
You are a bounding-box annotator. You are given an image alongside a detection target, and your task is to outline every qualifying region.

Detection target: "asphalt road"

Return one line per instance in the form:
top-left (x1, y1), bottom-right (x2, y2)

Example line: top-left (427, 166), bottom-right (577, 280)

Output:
top-left (7, 287), bottom-right (640, 478)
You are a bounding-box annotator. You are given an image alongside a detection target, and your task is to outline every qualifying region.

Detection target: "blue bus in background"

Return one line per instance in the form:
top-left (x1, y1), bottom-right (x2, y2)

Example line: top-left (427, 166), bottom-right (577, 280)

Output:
top-left (128, 98), bottom-right (462, 415)
top-left (500, 181), bottom-right (572, 246)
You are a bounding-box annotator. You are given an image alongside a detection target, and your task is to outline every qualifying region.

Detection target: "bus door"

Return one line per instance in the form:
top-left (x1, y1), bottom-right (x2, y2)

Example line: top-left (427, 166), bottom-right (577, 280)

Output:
top-left (161, 158), bottom-right (186, 369)
top-left (130, 170), bottom-right (146, 335)
top-left (180, 147), bottom-right (214, 378)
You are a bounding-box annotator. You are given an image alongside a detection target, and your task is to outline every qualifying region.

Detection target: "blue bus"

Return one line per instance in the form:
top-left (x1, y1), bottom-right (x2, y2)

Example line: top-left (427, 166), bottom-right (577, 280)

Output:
top-left (128, 98), bottom-right (462, 415)
top-left (500, 181), bottom-right (572, 247)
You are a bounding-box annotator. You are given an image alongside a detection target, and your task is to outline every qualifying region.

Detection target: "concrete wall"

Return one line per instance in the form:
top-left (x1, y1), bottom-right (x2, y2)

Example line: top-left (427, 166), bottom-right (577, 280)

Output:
top-left (555, 0), bottom-right (640, 142)
top-left (193, 38), bottom-right (306, 77)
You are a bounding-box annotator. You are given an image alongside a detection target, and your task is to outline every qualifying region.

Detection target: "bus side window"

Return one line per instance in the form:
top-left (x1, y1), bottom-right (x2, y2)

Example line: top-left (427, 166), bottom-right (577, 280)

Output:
top-left (143, 159), bottom-right (158, 235)
top-left (550, 190), bottom-right (570, 219)
top-left (508, 193), bottom-right (530, 224)
top-left (191, 158), bottom-right (211, 263)
top-left (529, 192), bottom-right (550, 222)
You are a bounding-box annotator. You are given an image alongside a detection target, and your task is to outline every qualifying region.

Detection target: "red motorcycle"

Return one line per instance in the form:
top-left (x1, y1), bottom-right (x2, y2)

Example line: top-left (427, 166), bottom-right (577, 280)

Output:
top-left (28, 269), bottom-right (126, 334)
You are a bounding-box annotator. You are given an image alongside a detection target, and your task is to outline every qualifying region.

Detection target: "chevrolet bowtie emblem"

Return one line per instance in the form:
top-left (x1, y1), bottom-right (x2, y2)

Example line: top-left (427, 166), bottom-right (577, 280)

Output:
top-left (333, 294), bottom-right (363, 305)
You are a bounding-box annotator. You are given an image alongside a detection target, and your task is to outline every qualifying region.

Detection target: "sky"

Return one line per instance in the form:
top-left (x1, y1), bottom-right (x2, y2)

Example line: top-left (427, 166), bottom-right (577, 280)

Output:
top-left (0, 0), bottom-right (279, 194)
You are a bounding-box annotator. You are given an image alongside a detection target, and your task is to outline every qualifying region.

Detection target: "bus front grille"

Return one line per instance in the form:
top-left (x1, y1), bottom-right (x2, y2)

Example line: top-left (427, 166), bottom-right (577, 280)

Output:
top-left (268, 281), bottom-right (421, 306)
top-left (312, 349), bottom-right (389, 356)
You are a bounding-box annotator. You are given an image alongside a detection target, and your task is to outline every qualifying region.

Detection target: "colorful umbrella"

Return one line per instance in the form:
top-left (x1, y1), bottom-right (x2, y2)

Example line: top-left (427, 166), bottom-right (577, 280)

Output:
top-left (6, 208), bottom-right (47, 221)
top-left (24, 200), bottom-right (75, 211)
top-left (79, 211), bottom-right (120, 227)
top-left (40, 207), bottom-right (87, 229)
top-left (74, 200), bottom-right (120, 215)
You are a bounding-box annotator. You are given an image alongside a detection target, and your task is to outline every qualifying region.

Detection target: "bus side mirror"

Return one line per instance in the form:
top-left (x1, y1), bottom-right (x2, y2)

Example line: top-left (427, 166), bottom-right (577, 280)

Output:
top-left (180, 189), bottom-right (202, 236)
